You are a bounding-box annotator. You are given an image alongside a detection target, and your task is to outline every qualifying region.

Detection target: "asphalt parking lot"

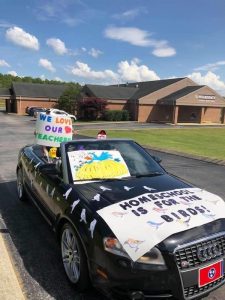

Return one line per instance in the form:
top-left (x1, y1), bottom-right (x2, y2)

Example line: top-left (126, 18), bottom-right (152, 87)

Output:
top-left (0, 112), bottom-right (225, 300)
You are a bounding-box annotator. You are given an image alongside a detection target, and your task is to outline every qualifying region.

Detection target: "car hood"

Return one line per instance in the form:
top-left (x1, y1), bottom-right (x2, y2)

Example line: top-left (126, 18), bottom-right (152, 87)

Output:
top-left (72, 174), bottom-right (225, 252)
top-left (73, 173), bottom-right (190, 211)
top-left (158, 218), bottom-right (225, 252)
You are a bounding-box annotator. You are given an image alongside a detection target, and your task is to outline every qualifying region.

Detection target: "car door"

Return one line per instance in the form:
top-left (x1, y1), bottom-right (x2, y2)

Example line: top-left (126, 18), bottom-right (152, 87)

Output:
top-left (33, 164), bottom-right (71, 225)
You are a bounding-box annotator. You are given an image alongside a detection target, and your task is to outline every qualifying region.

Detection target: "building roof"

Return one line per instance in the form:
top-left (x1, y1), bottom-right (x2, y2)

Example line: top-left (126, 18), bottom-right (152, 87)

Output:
top-left (12, 82), bottom-right (66, 98)
top-left (0, 88), bottom-right (10, 97)
top-left (84, 78), bottom-right (185, 101)
top-left (157, 85), bottom-right (204, 105)
top-left (84, 84), bottom-right (137, 100)
top-left (120, 78), bottom-right (185, 99)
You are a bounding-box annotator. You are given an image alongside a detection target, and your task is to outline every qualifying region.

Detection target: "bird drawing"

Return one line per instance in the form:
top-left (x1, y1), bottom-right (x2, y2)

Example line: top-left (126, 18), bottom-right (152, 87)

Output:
top-left (50, 187), bottom-right (55, 198)
top-left (63, 187), bottom-right (72, 200)
top-left (111, 211), bottom-right (128, 218)
top-left (124, 186), bottom-right (134, 191)
top-left (153, 207), bottom-right (168, 213)
top-left (80, 209), bottom-right (87, 223)
top-left (124, 238), bottom-right (144, 252)
top-left (89, 219), bottom-right (97, 238)
top-left (34, 162), bottom-right (41, 169)
top-left (176, 216), bottom-right (191, 227)
top-left (147, 220), bottom-right (164, 230)
top-left (46, 184), bottom-right (49, 195)
top-left (92, 194), bottom-right (101, 201)
top-left (143, 186), bottom-right (156, 192)
top-left (202, 213), bottom-right (216, 220)
top-left (70, 199), bottom-right (80, 214)
top-left (99, 186), bottom-right (112, 191)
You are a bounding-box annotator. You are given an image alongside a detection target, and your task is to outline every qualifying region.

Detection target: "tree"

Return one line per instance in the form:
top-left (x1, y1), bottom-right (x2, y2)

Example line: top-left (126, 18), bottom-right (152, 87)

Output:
top-left (57, 83), bottom-right (81, 114)
top-left (0, 72), bottom-right (69, 88)
top-left (79, 97), bottom-right (107, 120)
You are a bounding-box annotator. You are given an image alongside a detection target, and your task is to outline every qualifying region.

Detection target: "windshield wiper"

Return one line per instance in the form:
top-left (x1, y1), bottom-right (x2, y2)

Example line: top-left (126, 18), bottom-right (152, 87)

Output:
top-left (134, 172), bottom-right (164, 178)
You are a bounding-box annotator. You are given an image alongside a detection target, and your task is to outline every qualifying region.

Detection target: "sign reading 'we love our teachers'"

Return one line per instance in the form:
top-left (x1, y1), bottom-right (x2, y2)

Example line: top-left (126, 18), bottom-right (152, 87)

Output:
top-left (35, 113), bottom-right (73, 147)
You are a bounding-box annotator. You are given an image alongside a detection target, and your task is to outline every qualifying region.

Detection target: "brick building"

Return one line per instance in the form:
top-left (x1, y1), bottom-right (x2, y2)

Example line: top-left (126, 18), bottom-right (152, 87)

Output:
top-left (3, 82), bottom-right (66, 115)
top-left (82, 78), bottom-right (225, 124)
top-left (1, 78), bottom-right (225, 124)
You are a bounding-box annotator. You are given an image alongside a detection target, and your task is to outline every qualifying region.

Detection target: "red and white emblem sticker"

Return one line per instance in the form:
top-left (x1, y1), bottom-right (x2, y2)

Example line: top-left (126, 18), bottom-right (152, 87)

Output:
top-left (199, 260), bottom-right (224, 287)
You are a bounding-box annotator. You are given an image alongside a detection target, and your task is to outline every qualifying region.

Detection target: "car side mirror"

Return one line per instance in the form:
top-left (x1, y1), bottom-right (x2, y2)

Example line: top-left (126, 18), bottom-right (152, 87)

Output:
top-left (152, 155), bottom-right (162, 164)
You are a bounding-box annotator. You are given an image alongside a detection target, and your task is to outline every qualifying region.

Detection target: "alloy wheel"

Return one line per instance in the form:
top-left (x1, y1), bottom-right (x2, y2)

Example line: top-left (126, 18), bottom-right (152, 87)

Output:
top-left (61, 227), bottom-right (81, 283)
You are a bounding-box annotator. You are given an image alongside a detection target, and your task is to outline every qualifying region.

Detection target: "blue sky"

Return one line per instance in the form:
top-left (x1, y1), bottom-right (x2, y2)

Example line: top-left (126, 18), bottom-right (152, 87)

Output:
top-left (0, 0), bottom-right (225, 95)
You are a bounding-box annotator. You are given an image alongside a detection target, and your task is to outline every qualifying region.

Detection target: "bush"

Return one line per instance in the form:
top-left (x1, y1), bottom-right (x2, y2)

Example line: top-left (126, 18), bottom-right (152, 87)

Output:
top-left (104, 110), bottom-right (129, 121)
top-left (122, 110), bottom-right (129, 121)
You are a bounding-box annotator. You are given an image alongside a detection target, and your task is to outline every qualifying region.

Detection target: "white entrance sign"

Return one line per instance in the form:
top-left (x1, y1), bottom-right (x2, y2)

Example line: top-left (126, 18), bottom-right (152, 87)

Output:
top-left (35, 113), bottom-right (73, 147)
top-left (97, 188), bottom-right (225, 261)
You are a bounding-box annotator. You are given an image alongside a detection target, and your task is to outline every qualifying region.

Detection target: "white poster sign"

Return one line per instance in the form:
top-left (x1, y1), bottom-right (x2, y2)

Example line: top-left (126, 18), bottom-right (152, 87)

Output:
top-left (35, 113), bottom-right (73, 147)
top-left (68, 150), bottom-right (130, 181)
top-left (97, 188), bottom-right (225, 261)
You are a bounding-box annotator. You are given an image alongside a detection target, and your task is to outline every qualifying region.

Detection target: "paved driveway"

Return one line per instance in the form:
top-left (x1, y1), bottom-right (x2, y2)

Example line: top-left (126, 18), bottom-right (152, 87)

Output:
top-left (0, 112), bottom-right (224, 300)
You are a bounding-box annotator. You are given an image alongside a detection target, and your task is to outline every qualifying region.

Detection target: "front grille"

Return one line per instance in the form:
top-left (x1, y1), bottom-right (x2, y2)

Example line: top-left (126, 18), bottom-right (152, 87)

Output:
top-left (175, 235), bottom-right (225, 270)
top-left (184, 275), bottom-right (225, 298)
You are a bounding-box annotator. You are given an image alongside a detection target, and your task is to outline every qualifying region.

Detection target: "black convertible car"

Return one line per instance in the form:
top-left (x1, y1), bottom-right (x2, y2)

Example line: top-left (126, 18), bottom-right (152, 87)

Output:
top-left (17, 139), bottom-right (225, 300)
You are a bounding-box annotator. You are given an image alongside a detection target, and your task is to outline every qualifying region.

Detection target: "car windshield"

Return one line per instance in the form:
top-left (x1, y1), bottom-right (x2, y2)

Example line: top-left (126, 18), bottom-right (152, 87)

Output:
top-left (64, 140), bottom-right (165, 183)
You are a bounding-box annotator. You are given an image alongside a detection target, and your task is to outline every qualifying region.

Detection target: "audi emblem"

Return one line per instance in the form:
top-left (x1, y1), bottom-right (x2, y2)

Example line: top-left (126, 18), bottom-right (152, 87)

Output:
top-left (197, 243), bottom-right (222, 262)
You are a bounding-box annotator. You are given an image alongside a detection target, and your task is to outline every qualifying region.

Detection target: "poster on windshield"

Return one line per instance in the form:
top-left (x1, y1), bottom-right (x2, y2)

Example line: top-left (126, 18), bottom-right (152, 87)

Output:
top-left (97, 187), bottom-right (225, 261)
top-left (68, 150), bottom-right (130, 181)
top-left (35, 113), bottom-right (73, 147)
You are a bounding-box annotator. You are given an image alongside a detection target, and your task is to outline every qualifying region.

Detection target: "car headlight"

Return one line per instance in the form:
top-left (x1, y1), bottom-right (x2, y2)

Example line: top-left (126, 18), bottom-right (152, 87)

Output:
top-left (103, 237), bottom-right (165, 265)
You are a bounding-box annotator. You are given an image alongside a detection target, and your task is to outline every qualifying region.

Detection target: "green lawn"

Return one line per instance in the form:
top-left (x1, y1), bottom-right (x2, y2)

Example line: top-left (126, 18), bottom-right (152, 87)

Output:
top-left (78, 128), bottom-right (225, 160)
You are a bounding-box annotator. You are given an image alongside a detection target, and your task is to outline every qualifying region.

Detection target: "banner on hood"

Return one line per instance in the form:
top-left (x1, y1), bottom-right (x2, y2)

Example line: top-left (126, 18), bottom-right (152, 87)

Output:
top-left (97, 187), bottom-right (225, 261)
top-left (35, 113), bottom-right (73, 147)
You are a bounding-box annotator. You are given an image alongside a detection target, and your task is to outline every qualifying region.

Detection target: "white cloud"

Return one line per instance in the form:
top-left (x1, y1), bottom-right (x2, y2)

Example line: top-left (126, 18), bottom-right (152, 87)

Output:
top-left (0, 59), bottom-right (10, 67)
top-left (63, 17), bottom-right (81, 27)
top-left (188, 71), bottom-right (225, 96)
top-left (70, 61), bottom-right (118, 81)
top-left (88, 48), bottom-right (103, 58)
top-left (40, 74), bottom-right (45, 80)
top-left (194, 61), bottom-right (225, 72)
top-left (5, 26), bottom-right (39, 50)
top-left (0, 21), bottom-right (14, 28)
top-left (113, 8), bottom-right (147, 20)
top-left (104, 26), bottom-right (176, 57)
top-left (46, 38), bottom-right (68, 55)
top-left (36, 2), bottom-right (82, 27)
top-left (69, 59), bottom-right (160, 83)
top-left (118, 59), bottom-right (160, 82)
top-left (104, 26), bottom-right (153, 47)
top-left (54, 76), bottom-right (63, 82)
top-left (152, 47), bottom-right (176, 57)
top-left (8, 70), bottom-right (17, 76)
top-left (39, 58), bottom-right (55, 72)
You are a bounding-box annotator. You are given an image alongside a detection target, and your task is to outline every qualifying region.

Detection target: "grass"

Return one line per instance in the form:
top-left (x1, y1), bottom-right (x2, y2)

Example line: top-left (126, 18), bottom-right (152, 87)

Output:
top-left (78, 128), bottom-right (225, 161)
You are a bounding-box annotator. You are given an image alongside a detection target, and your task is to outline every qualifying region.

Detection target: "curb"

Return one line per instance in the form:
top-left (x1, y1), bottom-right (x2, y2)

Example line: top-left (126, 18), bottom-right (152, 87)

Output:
top-left (143, 145), bottom-right (225, 167)
top-left (0, 234), bottom-right (25, 300)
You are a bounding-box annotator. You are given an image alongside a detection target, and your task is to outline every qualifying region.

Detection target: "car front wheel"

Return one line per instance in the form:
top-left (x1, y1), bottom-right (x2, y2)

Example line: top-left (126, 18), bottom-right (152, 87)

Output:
top-left (60, 223), bottom-right (90, 291)
top-left (17, 167), bottom-right (27, 201)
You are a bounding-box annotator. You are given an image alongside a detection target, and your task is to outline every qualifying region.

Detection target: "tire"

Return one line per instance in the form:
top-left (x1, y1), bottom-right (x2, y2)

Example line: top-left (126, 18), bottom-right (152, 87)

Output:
top-left (17, 167), bottom-right (27, 201)
top-left (60, 223), bottom-right (90, 291)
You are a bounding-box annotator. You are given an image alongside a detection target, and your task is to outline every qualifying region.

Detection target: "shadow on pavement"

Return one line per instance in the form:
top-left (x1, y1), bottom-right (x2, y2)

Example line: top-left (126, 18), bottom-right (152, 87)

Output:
top-left (0, 180), bottom-right (106, 300)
